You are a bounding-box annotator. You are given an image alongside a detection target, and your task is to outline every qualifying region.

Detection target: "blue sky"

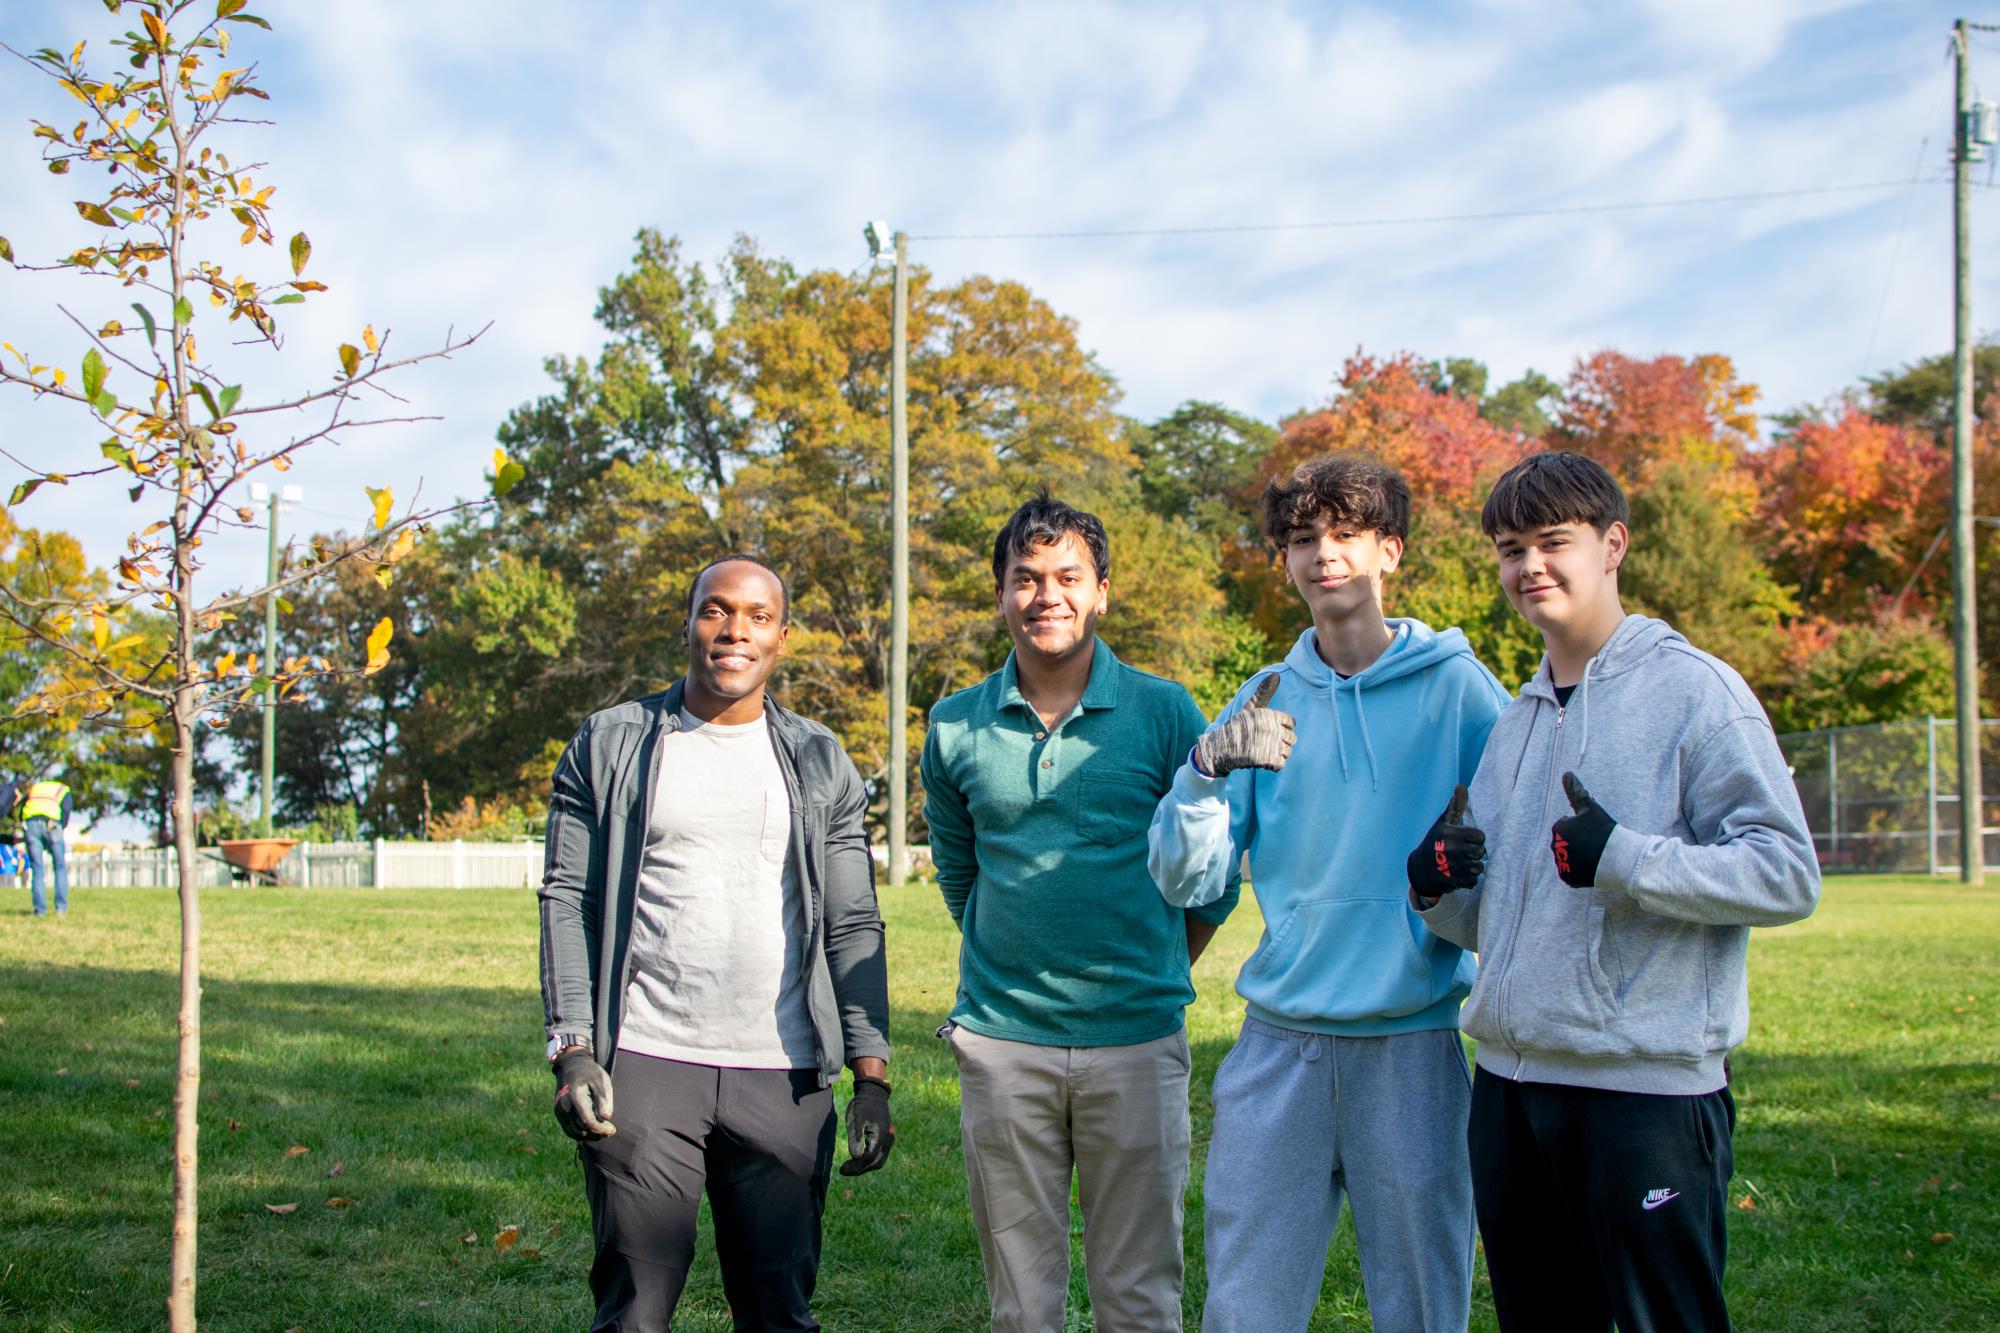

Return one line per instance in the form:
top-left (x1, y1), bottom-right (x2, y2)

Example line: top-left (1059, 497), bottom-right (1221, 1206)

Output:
top-left (1, 0), bottom-right (1994, 591)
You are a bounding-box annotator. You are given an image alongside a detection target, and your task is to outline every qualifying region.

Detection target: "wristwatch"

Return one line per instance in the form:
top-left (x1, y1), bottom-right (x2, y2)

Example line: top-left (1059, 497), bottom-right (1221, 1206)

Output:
top-left (546, 1033), bottom-right (592, 1062)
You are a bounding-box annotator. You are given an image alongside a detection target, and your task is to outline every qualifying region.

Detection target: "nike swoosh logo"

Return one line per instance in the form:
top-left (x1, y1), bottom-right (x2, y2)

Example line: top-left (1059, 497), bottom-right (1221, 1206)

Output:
top-left (1642, 1191), bottom-right (1680, 1210)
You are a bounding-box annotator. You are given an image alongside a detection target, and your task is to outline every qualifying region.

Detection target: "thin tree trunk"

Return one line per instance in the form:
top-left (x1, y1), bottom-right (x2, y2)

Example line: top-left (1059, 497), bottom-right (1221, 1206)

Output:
top-left (168, 653), bottom-right (200, 1329)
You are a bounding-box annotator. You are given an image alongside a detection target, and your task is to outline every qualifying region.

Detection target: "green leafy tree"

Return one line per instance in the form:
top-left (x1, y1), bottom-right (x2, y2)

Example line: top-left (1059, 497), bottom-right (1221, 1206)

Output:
top-left (0, 7), bottom-right (514, 1325)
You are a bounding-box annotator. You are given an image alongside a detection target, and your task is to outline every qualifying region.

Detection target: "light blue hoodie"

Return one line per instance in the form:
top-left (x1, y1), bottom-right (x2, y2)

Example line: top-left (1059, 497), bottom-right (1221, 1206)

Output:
top-left (1149, 618), bottom-right (1511, 1036)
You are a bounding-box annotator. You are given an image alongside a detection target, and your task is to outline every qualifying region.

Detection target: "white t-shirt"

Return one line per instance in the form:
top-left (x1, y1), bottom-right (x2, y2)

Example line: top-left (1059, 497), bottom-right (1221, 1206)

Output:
top-left (616, 708), bottom-right (817, 1069)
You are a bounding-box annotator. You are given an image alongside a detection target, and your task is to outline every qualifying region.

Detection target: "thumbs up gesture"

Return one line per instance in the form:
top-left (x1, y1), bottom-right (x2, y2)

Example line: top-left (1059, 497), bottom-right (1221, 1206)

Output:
top-left (1193, 674), bottom-right (1296, 778)
top-left (1407, 784), bottom-right (1485, 900)
top-left (1550, 771), bottom-right (1616, 888)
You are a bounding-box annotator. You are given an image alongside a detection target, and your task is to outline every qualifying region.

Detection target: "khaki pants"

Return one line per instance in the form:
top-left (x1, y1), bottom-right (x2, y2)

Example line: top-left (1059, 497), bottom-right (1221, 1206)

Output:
top-left (949, 1024), bottom-right (1191, 1333)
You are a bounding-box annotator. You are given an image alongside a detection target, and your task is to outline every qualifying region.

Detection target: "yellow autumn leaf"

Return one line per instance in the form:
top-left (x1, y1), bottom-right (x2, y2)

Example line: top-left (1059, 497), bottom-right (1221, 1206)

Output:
top-left (91, 605), bottom-right (109, 649)
top-left (362, 323), bottom-right (378, 354)
top-left (366, 486), bottom-right (393, 530)
top-left (215, 651), bottom-right (237, 678)
top-left (338, 343), bottom-right (359, 378)
top-left (363, 617), bottom-right (393, 676)
top-left (384, 528), bottom-right (417, 564)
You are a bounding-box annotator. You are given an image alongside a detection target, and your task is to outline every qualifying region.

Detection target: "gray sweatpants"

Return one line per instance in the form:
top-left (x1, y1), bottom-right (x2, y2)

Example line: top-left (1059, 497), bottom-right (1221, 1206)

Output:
top-left (1200, 1019), bottom-right (1474, 1333)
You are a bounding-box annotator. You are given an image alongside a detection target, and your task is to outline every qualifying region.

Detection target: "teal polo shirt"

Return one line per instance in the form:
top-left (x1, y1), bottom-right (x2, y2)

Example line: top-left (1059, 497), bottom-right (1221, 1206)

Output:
top-left (921, 638), bottom-right (1238, 1047)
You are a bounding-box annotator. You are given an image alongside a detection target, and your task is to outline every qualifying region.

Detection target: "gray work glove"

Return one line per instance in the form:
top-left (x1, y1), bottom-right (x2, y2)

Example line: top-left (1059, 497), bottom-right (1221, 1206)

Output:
top-left (1193, 674), bottom-right (1295, 777)
top-left (553, 1048), bottom-right (617, 1141)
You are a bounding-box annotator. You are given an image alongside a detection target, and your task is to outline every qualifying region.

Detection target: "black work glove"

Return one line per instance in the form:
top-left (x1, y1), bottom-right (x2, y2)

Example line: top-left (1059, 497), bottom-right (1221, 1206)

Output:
top-left (1551, 771), bottom-right (1616, 888)
top-left (1193, 675), bottom-right (1296, 777)
top-left (1407, 785), bottom-right (1484, 899)
top-left (840, 1076), bottom-right (895, 1176)
top-left (553, 1048), bottom-right (617, 1141)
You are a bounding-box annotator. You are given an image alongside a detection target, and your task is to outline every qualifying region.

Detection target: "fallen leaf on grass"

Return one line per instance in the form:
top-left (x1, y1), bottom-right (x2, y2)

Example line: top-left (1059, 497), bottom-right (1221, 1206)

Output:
top-left (228, 1120), bottom-right (240, 1133)
top-left (285, 1327), bottom-right (302, 1333)
top-left (124, 1078), bottom-right (140, 1088)
top-left (325, 1197), bottom-right (356, 1209)
top-left (82, 1042), bottom-right (94, 1052)
top-left (284, 1145), bottom-right (310, 1159)
top-left (326, 1162), bottom-right (345, 1179)
top-left (457, 1230), bottom-right (477, 1246)
top-left (1931, 1232), bottom-right (1955, 1245)
top-left (1736, 1195), bottom-right (1756, 1210)
top-left (264, 1202), bottom-right (299, 1215)
top-left (494, 1225), bottom-right (521, 1253)
top-left (517, 1248), bottom-right (544, 1259)
top-left (54, 1067), bottom-right (69, 1077)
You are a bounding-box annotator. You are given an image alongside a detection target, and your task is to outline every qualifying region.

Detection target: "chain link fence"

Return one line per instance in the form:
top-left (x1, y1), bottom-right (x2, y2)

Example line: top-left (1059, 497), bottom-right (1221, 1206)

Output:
top-left (1778, 718), bottom-right (2000, 874)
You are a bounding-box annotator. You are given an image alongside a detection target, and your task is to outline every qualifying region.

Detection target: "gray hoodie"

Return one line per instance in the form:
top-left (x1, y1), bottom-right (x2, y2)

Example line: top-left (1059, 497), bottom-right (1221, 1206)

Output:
top-left (1420, 614), bottom-right (1820, 1094)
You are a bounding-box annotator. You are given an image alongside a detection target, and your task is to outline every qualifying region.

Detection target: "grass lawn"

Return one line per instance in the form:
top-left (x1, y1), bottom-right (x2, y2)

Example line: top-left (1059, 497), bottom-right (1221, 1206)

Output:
top-left (0, 875), bottom-right (1994, 1331)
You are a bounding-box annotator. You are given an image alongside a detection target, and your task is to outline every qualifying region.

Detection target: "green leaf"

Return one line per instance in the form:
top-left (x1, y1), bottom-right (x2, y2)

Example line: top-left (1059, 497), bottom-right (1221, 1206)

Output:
top-left (218, 0), bottom-right (248, 14)
top-left (173, 296), bottom-right (193, 327)
top-left (289, 231), bottom-right (310, 277)
top-left (219, 384), bottom-right (241, 415)
top-left (82, 348), bottom-right (106, 400)
top-left (94, 388), bottom-right (118, 416)
top-left (109, 206), bottom-right (140, 224)
top-left (132, 302), bottom-right (157, 348)
top-left (75, 201), bottom-right (116, 227)
top-left (271, 293), bottom-right (304, 304)
top-left (0, 236), bottom-right (12, 264)
top-left (223, 14), bottom-right (272, 28)
top-left (493, 460), bottom-right (527, 498)
top-left (100, 440), bottom-right (135, 469)
top-left (7, 478), bottom-right (44, 507)
top-left (275, 596), bottom-right (293, 615)
top-left (192, 382), bottom-right (220, 419)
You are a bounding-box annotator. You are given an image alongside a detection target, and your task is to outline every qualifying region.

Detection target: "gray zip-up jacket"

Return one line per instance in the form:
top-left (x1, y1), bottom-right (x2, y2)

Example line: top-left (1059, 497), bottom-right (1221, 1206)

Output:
top-left (538, 681), bottom-right (890, 1086)
top-left (1420, 614), bottom-right (1820, 1094)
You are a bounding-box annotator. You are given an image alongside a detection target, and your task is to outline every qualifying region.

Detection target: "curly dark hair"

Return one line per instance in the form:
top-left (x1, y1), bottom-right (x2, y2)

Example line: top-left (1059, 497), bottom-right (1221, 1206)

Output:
top-left (1260, 453), bottom-right (1411, 546)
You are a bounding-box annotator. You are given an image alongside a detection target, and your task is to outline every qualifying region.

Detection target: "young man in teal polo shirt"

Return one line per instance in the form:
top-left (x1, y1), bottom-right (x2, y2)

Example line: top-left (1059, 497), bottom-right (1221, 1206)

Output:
top-left (923, 491), bottom-right (1235, 1333)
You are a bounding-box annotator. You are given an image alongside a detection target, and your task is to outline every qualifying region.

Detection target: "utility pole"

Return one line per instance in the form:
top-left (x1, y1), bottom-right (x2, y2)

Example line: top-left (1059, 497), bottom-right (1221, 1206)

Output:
top-left (888, 230), bottom-right (911, 888)
top-left (251, 483), bottom-right (301, 838)
top-left (1953, 18), bottom-right (1987, 883)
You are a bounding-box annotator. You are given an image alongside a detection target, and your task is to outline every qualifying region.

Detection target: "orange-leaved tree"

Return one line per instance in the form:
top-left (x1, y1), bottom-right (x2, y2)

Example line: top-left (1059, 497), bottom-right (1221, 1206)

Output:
top-left (0, 4), bottom-right (519, 1327)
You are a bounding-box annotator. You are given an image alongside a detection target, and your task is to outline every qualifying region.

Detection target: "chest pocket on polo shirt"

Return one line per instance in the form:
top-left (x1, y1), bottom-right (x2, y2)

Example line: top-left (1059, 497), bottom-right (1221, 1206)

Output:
top-left (760, 790), bottom-right (794, 865)
top-left (1076, 768), bottom-right (1162, 847)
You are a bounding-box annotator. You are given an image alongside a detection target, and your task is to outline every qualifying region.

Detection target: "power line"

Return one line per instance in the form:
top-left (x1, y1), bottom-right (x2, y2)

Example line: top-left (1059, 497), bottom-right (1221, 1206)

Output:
top-left (1861, 50), bottom-right (1956, 378)
top-left (909, 178), bottom-right (1932, 243)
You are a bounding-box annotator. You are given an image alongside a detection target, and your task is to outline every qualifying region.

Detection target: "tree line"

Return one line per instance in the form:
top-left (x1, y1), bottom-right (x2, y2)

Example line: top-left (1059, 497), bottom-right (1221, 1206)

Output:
top-left (7, 229), bottom-right (1995, 844)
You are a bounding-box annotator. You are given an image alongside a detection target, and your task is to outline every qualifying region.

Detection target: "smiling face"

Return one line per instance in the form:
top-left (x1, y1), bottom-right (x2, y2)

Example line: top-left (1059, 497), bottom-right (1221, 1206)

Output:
top-left (682, 560), bottom-right (789, 722)
top-left (997, 532), bottom-right (1109, 666)
top-left (1283, 512), bottom-right (1402, 622)
top-left (1493, 520), bottom-right (1628, 644)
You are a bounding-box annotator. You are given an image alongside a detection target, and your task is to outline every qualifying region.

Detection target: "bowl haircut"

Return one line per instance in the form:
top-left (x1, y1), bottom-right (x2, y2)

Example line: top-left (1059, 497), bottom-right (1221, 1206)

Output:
top-left (1480, 451), bottom-right (1629, 539)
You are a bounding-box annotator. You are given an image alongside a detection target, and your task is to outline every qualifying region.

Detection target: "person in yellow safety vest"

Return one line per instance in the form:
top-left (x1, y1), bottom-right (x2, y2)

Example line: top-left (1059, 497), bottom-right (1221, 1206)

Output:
top-left (21, 777), bottom-right (72, 918)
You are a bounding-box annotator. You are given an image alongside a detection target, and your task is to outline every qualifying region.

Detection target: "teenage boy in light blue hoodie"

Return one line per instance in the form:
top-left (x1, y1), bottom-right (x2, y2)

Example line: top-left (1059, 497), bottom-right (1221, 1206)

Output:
top-left (1149, 453), bottom-right (1510, 1333)
top-left (1412, 451), bottom-right (1820, 1333)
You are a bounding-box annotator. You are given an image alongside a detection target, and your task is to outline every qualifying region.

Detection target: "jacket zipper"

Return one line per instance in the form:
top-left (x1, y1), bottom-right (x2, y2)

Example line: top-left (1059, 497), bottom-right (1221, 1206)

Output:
top-left (1497, 698), bottom-right (1564, 1066)
top-left (608, 704), bottom-right (677, 1068)
top-left (770, 714), bottom-right (831, 1084)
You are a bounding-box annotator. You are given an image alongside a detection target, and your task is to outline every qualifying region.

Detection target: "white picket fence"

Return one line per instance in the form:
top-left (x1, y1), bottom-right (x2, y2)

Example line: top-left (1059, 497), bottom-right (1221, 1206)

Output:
top-left (65, 839), bottom-right (544, 890)
top-left (63, 840), bottom-right (932, 889)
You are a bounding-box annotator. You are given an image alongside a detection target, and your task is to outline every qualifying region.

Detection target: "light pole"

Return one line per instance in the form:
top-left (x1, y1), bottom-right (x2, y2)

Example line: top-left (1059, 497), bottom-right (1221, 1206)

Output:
top-left (248, 482), bottom-right (302, 837)
top-left (866, 220), bottom-right (910, 887)
top-left (1952, 20), bottom-right (1990, 882)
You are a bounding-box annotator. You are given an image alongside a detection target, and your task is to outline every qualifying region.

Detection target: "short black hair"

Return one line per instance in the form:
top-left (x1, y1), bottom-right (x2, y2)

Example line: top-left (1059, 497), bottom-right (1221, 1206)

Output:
top-left (1480, 450), bottom-right (1629, 538)
top-left (991, 488), bottom-right (1111, 585)
top-left (685, 553), bottom-right (790, 626)
top-left (1261, 453), bottom-right (1411, 546)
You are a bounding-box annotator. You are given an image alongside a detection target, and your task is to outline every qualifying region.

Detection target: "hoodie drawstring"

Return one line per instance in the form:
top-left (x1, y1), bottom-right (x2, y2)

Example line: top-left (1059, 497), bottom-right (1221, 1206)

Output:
top-left (1352, 675), bottom-right (1381, 791)
top-left (1576, 656), bottom-right (1596, 767)
top-left (1326, 673), bottom-right (1352, 783)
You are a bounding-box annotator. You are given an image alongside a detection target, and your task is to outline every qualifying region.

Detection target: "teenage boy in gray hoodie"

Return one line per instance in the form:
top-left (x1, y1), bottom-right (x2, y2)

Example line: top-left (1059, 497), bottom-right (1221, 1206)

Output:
top-left (1410, 451), bottom-right (1820, 1333)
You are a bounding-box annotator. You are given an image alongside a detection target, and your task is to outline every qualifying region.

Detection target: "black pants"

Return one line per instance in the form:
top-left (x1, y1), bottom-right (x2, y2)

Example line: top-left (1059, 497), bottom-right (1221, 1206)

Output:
top-left (1469, 1068), bottom-right (1735, 1333)
top-left (580, 1054), bottom-right (835, 1333)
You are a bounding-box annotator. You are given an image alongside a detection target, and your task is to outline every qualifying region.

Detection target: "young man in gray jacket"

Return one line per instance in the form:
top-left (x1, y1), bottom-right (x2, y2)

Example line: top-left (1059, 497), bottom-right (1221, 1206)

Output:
top-left (539, 555), bottom-right (894, 1333)
top-left (1410, 452), bottom-right (1820, 1333)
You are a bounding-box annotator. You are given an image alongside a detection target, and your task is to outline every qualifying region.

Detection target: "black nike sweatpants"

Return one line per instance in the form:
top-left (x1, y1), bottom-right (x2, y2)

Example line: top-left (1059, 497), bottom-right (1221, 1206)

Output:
top-left (1468, 1067), bottom-right (1736, 1333)
top-left (579, 1053), bottom-right (836, 1333)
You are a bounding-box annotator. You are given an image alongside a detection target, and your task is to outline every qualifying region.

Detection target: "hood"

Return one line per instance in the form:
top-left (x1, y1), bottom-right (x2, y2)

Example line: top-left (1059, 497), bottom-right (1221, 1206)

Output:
top-left (1503, 613), bottom-right (1684, 786)
top-left (1277, 618), bottom-right (1489, 789)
